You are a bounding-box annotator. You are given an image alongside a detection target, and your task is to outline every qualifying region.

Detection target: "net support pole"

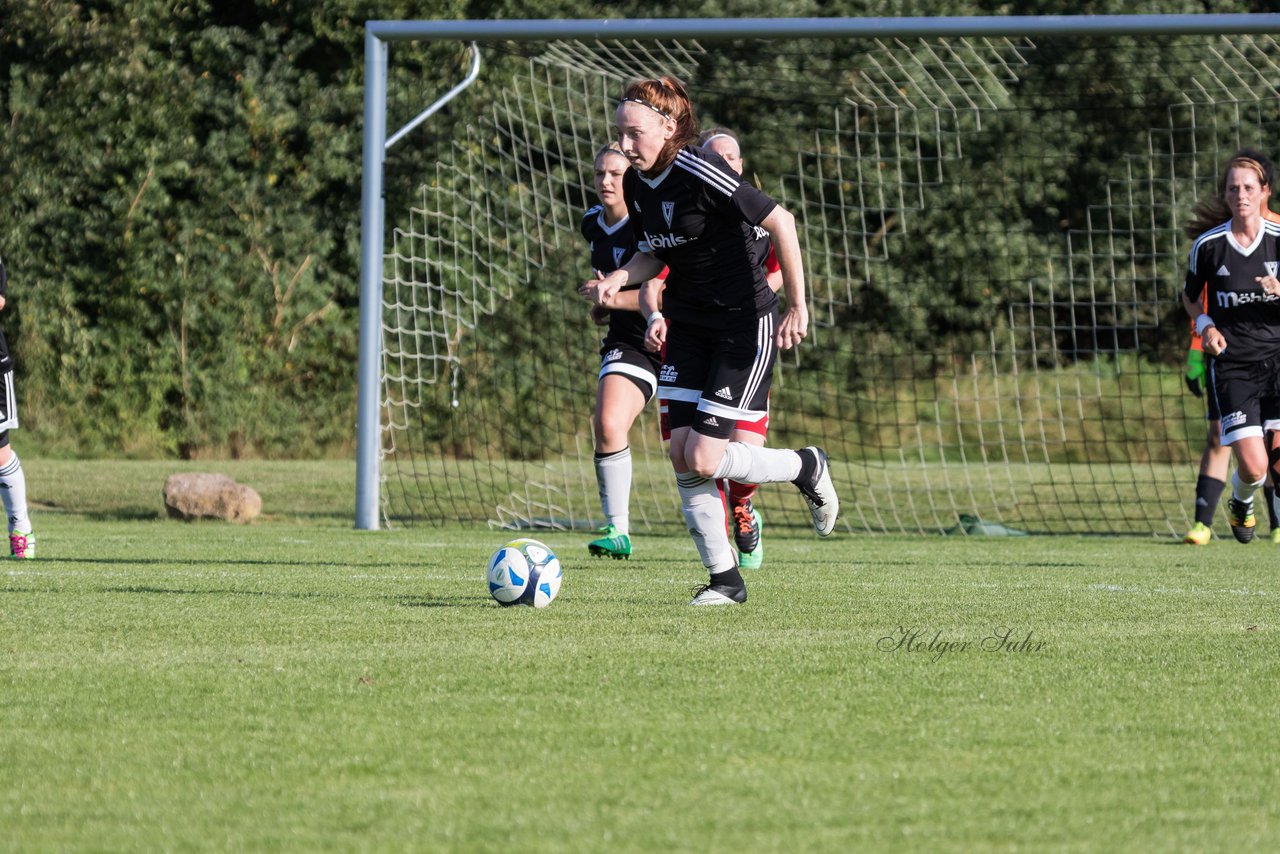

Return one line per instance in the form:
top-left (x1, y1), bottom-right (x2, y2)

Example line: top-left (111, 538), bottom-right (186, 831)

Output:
top-left (356, 30), bottom-right (388, 531)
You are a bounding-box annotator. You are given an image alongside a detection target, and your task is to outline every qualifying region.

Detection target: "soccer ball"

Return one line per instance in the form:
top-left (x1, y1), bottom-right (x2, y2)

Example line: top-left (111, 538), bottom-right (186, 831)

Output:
top-left (486, 538), bottom-right (562, 608)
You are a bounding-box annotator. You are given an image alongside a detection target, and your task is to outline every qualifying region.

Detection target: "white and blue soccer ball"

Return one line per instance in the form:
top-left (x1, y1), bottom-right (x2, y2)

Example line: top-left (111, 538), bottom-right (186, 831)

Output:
top-left (486, 538), bottom-right (562, 608)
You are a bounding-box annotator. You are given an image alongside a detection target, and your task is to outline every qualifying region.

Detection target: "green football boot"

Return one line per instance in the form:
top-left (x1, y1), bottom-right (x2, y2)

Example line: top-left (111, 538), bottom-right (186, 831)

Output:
top-left (733, 504), bottom-right (764, 570)
top-left (588, 524), bottom-right (632, 560)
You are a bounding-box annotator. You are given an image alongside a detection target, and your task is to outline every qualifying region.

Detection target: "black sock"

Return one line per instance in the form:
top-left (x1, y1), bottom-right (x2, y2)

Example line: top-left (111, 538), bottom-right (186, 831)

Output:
top-left (1267, 486), bottom-right (1279, 529)
top-left (710, 566), bottom-right (745, 590)
top-left (793, 448), bottom-right (816, 485)
top-left (1195, 475), bottom-right (1225, 527)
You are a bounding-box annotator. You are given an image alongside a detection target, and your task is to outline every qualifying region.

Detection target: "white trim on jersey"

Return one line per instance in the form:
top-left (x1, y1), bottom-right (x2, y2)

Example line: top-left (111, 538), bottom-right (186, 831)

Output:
top-left (673, 150), bottom-right (739, 197)
top-left (599, 360), bottom-right (657, 394)
top-left (597, 212), bottom-right (629, 235)
top-left (1227, 225), bottom-right (1267, 257)
top-left (1188, 222), bottom-right (1229, 275)
top-left (584, 204), bottom-right (630, 236)
top-left (637, 163), bottom-right (674, 189)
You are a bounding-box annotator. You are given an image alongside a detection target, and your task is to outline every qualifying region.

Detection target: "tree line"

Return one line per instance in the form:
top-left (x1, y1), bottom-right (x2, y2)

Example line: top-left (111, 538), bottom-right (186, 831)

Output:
top-left (0, 0), bottom-right (1266, 458)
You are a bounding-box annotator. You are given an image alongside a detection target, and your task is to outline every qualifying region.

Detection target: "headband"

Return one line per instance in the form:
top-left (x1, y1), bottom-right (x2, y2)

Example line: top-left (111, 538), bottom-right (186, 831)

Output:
top-left (620, 97), bottom-right (672, 119)
top-left (700, 133), bottom-right (736, 148)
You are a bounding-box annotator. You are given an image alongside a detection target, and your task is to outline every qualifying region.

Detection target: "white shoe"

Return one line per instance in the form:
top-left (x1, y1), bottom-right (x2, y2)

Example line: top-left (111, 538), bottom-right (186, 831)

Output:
top-left (794, 447), bottom-right (839, 536)
top-left (689, 583), bottom-right (747, 606)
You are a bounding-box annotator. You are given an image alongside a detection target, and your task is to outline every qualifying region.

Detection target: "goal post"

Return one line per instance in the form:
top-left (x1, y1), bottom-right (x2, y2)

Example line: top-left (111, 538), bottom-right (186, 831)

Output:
top-left (357, 13), bottom-right (1280, 534)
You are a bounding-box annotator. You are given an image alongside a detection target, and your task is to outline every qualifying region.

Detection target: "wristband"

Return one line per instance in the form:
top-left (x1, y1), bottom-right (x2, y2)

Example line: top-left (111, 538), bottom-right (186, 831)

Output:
top-left (1194, 313), bottom-right (1215, 337)
top-left (646, 311), bottom-right (664, 326)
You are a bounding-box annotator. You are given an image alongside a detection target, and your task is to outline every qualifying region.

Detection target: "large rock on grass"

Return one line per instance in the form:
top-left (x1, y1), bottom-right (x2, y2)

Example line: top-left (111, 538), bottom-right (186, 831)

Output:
top-left (163, 473), bottom-right (262, 523)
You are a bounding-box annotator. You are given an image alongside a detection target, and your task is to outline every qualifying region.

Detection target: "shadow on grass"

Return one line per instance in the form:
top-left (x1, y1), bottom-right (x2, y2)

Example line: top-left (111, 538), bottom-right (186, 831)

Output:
top-left (3, 585), bottom-right (492, 609)
top-left (393, 595), bottom-right (493, 609)
top-left (32, 557), bottom-right (393, 568)
top-left (99, 585), bottom-right (334, 599)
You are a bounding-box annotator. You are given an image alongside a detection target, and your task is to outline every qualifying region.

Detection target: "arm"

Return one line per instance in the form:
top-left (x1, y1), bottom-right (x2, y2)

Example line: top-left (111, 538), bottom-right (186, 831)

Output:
top-left (640, 278), bottom-right (667, 353)
top-left (1182, 285), bottom-right (1225, 357)
top-left (581, 252), bottom-right (666, 306)
top-left (760, 205), bottom-right (808, 350)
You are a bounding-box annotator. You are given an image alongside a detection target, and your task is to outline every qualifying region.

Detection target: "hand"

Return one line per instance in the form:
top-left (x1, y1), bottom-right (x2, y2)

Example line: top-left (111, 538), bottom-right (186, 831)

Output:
top-left (775, 305), bottom-right (809, 350)
top-left (589, 304), bottom-right (610, 326)
top-left (584, 271), bottom-right (625, 307)
top-left (644, 317), bottom-right (667, 353)
top-left (1202, 326), bottom-right (1227, 358)
top-left (577, 269), bottom-right (603, 304)
top-left (1257, 274), bottom-right (1280, 297)
top-left (1184, 348), bottom-right (1205, 398)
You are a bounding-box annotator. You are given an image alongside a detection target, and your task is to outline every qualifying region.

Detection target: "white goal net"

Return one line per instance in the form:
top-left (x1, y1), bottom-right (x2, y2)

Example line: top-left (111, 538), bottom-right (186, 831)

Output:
top-left (367, 20), bottom-right (1280, 536)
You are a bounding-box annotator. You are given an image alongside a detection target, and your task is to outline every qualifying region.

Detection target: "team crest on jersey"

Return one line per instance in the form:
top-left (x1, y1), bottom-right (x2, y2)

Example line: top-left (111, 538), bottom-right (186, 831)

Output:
top-left (662, 201), bottom-right (675, 227)
top-left (613, 247), bottom-right (626, 267)
top-left (1267, 261), bottom-right (1278, 278)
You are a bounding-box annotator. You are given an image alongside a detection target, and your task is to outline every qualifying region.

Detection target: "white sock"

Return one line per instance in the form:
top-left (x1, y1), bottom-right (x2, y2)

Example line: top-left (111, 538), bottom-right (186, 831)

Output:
top-left (1232, 470), bottom-right (1264, 503)
top-left (0, 451), bottom-right (30, 533)
top-left (675, 471), bottom-right (736, 572)
top-left (595, 447), bottom-right (632, 534)
top-left (711, 442), bottom-right (803, 484)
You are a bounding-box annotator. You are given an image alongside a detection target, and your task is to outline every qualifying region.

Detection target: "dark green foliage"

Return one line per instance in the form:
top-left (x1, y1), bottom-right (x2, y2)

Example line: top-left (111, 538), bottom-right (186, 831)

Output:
top-left (1, 1), bottom-right (1274, 460)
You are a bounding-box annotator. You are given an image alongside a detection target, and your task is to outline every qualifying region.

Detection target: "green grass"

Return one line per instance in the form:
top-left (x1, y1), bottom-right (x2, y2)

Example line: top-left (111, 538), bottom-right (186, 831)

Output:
top-left (3, 460), bottom-right (1279, 851)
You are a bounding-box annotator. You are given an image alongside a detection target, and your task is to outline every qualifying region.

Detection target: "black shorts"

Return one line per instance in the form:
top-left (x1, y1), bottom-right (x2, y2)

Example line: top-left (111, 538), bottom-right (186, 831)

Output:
top-left (0, 360), bottom-right (17, 439)
top-left (657, 312), bottom-right (776, 439)
top-left (598, 337), bottom-right (661, 402)
top-left (1210, 357), bottom-right (1280, 444)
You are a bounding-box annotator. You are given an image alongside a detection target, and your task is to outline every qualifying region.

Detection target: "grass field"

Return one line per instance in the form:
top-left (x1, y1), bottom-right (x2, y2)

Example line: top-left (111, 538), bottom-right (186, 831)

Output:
top-left (3, 460), bottom-right (1279, 851)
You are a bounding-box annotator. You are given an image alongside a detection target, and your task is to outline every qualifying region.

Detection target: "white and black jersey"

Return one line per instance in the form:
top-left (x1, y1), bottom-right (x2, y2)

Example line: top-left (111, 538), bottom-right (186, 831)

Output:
top-left (1184, 219), bottom-right (1280, 364)
top-left (0, 254), bottom-right (16, 434)
top-left (0, 253), bottom-right (10, 364)
top-left (623, 146), bottom-right (779, 328)
top-left (581, 206), bottom-right (648, 347)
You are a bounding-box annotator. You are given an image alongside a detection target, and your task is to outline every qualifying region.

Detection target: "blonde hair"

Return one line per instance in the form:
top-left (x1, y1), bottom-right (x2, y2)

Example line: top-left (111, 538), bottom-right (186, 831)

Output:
top-left (595, 141), bottom-right (626, 162)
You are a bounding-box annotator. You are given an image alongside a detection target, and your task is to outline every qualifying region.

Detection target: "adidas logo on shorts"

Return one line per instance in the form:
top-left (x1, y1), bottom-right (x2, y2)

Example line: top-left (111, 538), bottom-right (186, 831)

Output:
top-left (703, 416), bottom-right (719, 427)
top-left (603, 348), bottom-right (622, 363)
top-left (715, 386), bottom-right (733, 400)
top-left (660, 364), bottom-right (678, 383)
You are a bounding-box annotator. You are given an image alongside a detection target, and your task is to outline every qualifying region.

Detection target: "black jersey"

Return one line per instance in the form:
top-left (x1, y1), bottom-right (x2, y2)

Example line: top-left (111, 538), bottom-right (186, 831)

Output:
top-left (623, 145), bottom-right (779, 328)
top-left (580, 206), bottom-right (647, 346)
top-left (0, 254), bottom-right (10, 363)
top-left (1183, 219), bottom-right (1280, 363)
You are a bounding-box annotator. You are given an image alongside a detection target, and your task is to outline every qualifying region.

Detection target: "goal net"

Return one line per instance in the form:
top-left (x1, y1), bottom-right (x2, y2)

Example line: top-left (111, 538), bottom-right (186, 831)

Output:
top-left (370, 21), bottom-right (1280, 536)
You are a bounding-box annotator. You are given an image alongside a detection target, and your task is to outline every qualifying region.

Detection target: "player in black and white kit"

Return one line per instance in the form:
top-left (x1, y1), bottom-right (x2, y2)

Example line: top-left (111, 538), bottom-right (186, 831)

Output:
top-left (1182, 150), bottom-right (1280, 544)
top-left (577, 143), bottom-right (665, 561)
top-left (588, 76), bottom-right (839, 606)
top-left (0, 252), bottom-right (35, 558)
